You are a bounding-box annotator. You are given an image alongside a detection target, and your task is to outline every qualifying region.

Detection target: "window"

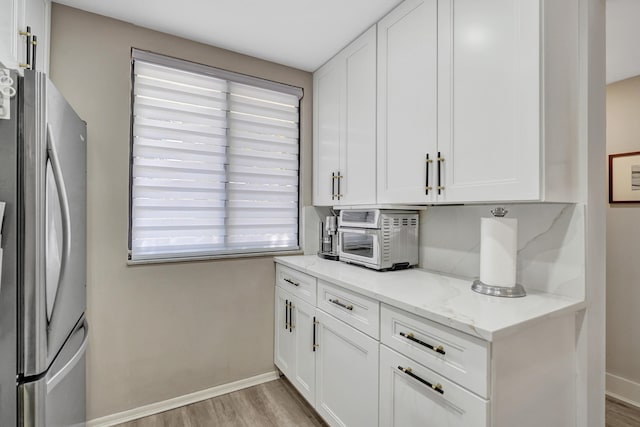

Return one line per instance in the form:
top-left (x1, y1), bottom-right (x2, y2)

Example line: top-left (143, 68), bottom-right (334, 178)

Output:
top-left (129, 49), bottom-right (302, 262)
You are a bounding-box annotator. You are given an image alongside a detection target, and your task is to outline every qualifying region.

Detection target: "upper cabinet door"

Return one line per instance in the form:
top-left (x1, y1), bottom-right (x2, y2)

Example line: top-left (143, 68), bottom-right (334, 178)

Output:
top-left (23, 0), bottom-right (50, 73)
top-left (0, 0), bottom-right (50, 72)
top-left (313, 58), bottom-right (342, 206)
top-left (437, 0), bottom-right (540, 203)
top-left (313, 26), bottom-right (377, 206)
top-left (339, 26), bottom-right (377, 206)
top-left (0, 0), bottom-right (20, 69)
top-left (377, 0), bottom-right (438, 204)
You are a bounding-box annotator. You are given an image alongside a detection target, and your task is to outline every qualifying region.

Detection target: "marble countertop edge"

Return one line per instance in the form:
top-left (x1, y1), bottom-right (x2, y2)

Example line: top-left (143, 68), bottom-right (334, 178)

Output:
top-left (274, 255), bottom-right (586, 342)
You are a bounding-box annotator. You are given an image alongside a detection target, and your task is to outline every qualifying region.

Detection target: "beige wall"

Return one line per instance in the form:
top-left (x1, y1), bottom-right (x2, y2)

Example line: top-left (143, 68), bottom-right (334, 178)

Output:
top-left (49, 5), bottom-right (312, 420)
top-left (606, 75), bottom-right (640, 400)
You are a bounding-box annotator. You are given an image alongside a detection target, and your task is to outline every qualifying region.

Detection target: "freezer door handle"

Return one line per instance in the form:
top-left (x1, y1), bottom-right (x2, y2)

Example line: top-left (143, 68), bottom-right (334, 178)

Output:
top-left (47, 318), bottom-right (88, 391)
top-left (46, 123), bottom-right (72, 317)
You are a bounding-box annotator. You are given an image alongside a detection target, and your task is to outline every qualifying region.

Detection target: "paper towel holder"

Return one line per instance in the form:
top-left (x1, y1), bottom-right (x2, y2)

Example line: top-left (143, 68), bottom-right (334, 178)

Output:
top-left (471, 207), bottom-right (527, 298)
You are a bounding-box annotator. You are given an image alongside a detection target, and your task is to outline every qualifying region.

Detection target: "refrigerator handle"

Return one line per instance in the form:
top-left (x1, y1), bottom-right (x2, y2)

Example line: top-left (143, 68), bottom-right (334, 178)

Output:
top-left (47, 319), bottom-right (88, 391)
top-left (46, 124), bottom-right (71, 288)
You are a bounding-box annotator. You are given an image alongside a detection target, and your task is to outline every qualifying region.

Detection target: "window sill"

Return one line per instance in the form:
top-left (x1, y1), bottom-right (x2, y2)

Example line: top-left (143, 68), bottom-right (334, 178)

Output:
top-left (127, 249), bottom-right (305, 266)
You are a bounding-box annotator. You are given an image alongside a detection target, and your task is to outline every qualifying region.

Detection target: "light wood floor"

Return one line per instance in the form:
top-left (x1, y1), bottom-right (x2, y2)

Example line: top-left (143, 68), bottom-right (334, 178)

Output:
top-left (115, 377), bottom-right (327, 427)
top-left (607, 395), bottom-right (640, 427)
top-left (116, 382), bottom-right (640, 427)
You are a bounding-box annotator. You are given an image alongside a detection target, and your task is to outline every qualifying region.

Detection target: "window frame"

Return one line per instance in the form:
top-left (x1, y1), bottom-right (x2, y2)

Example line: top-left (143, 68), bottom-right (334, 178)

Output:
top-left (127, 48), bottom-right (304, 264)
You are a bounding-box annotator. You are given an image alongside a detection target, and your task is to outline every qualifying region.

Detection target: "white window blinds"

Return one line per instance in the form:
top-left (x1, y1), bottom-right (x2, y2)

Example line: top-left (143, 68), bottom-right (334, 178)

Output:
top-left (129, 51), bottom-right (301, 261)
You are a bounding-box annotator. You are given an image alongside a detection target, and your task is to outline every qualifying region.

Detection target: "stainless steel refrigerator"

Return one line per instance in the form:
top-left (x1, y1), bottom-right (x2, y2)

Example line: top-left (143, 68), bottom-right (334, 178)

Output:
top-left (0, 68), bottom-right (88, 426)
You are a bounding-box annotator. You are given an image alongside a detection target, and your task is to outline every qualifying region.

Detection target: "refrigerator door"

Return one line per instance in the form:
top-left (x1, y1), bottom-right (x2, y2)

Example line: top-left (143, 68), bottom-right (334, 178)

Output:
top-left (19, 317), bottom-right (88, 427)
top-left (0, 69), bottom-right (19, 427)
top-left (21, 71), bottom-right (87, 376)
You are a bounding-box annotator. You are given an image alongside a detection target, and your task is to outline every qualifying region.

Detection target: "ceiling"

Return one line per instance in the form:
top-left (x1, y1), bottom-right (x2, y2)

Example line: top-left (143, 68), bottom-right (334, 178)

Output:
top-left (607, 0), bottom-right (640, 84)
top-left (53, 0), bottom-right (640, 81)
top-left (52, 0), bottom-right (403, 72)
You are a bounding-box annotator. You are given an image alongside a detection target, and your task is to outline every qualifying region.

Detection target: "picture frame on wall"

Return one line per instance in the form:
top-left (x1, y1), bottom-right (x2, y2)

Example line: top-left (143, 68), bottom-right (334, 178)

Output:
top-left (609, 151), bottom-right (640, 203)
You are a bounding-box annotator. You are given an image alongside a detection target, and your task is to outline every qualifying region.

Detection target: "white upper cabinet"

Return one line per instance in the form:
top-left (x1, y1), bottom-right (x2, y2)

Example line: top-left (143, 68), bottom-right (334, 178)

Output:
top-left (377, 0), bottom-right (438, 204)
top-left (313, 58), bottom-right (342, 206)
top-left (24, 0), bottom-right (50, 73)
top-left (437, 0), bottom-right (541, 203)
top-left (375, 0), bottom-right (580, 204)
top-left (0, 0), bottom-right (50, 73)
top-left (313, 26), bottom-right (376, 206)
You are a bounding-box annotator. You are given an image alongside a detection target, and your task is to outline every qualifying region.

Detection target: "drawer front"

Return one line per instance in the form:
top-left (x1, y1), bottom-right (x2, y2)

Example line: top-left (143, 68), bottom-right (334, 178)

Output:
top-left (276, 264), bottom-right (317, 305)
top-left (380, 345), bottom-right (489, 427)
top-left (317, 280), bottom-right (380, 338)
top-left (381, 304), bottom-right (489, 397)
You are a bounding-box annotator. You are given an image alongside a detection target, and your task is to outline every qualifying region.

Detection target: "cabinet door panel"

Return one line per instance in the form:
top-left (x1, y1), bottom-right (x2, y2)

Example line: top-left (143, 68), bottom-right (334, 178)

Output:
top-left (291, 298), bottom-right (316, 405)
top-left (24, 0), bottom-right (49, 72)
top-left (380, 345), bottom-right (489, 427)
top-left (313, 59), bottom-right (342, 206)
top-left (0, 0), bottom-right (20, 69)
top-left (340, 26), bottom-right (376, 205)
top-left (377, 0), bottom-right (438, 204)
top-left (315, 309), bottom-right (378, 427)
top-left (274, 287), bottom-right (294, 378)
top-left (437, 0), bottom-right (539, 202)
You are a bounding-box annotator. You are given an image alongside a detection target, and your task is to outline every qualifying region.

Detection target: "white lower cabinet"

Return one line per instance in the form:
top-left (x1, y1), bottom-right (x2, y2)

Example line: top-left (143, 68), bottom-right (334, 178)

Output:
top-left (380, 345), bottom-right (489, 427)
top-left (292, 297), bottom-right (316, 404)
top-left (314, 309), bottom-right (378, 427)
top-left (275, 260), bottom-right (579, 427)
top-left (276, 267), bottom-right (486, 427)
top-left (274, 286), bottom-right (316, 404)
top-left (275, 287), bottom-right (294, 377)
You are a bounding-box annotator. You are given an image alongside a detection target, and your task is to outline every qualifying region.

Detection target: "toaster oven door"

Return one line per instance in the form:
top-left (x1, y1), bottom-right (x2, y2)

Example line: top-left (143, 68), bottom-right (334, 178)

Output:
top-left (338, 228), bottom-right (381, 268)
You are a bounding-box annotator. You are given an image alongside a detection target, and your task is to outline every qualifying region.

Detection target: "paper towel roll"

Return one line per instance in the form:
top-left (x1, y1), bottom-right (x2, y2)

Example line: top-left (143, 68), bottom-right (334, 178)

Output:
top-left (479, 217), bottom-right (518, 287)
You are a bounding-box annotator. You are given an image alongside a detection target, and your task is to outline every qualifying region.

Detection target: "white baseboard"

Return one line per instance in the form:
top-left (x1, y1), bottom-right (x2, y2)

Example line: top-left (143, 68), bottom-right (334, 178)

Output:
top-left (87, 371), bottom-right (280, 427)
top-left (606, 372), bottom-right (640, 409)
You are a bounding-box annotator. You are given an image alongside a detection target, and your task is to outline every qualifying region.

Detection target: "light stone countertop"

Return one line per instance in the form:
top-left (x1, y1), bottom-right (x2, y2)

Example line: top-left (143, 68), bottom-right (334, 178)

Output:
top-left (274, 255), bottom-right (586, 342)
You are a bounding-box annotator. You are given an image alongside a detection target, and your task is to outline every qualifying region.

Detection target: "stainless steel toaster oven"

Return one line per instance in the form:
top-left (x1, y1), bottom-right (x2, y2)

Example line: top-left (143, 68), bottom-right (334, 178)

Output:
top-left (337, 209), bottom-right (419, 270)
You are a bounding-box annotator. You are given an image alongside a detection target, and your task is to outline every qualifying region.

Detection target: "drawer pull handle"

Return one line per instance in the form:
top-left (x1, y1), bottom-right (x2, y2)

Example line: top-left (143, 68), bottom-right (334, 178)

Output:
top-left (398, 366), bottom-right (444, 395)
top-left (400, 332), bottom-right (446, 355)
top-left (284, 278), bottom-right (300, 287)
top-left (329, 298), bottom-right (353, 311)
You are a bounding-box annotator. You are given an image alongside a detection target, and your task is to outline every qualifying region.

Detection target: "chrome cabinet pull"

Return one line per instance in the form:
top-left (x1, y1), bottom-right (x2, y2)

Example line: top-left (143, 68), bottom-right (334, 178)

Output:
top-left (20, 26), bottom-right (32, 69)
top-left (31, 35), bottom-right (37, 70)
top-left (18, 26), bottom-right (37, 70)
top-left (425, 154), bottom-right (433, 195)
top-left (313, 317), bottom-right (319, 351)
top-left (336, 171), bottom-right (343, 200)
top-left (398, 366), bottom-right (444, 395)
top-left (437, 152), bottom-right (444, 194)
top-left (400, 332), bottom-right (446, 355)
top-left (329, 298), bottom-right (353, 311)
top-left (331, 172), bottom-right (336, 200)
top-left (284, 278), bottom-right (300, 287)
top-left (285, 299), bottom-right (289, 330)
top-left (289, 302), bottom-right (295, 332)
